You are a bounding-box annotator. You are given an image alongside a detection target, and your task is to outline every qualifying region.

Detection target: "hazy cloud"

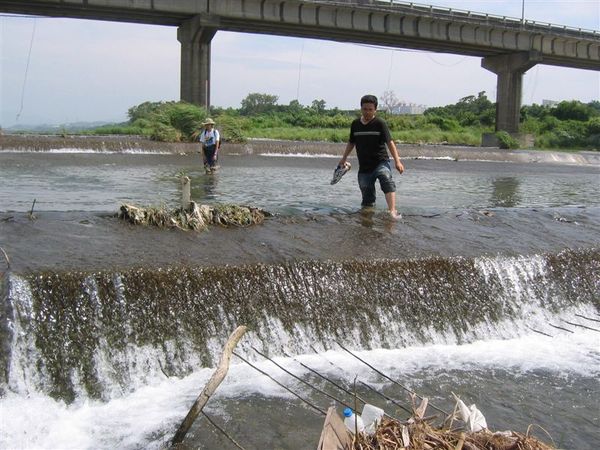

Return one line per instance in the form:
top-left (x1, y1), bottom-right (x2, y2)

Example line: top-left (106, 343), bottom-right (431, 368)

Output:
top-left (1, 0), bottom-right (598, 126)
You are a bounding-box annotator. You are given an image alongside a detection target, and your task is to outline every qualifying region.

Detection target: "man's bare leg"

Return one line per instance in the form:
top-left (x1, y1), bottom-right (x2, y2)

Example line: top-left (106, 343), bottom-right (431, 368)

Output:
top-left (385, 191), bottom-right (398, 218)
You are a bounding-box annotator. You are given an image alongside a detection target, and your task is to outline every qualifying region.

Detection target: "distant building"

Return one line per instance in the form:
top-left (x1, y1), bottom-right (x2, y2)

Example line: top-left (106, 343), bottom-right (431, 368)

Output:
top-left (542, 99), bottom-right (559, 107)
top-left (393, 102), bottom-right (427, 115)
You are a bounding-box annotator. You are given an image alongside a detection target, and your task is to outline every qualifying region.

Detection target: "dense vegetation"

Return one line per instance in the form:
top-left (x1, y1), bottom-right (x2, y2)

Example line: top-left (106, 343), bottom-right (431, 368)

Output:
top-left (85, 92), bottom-right (599, 150)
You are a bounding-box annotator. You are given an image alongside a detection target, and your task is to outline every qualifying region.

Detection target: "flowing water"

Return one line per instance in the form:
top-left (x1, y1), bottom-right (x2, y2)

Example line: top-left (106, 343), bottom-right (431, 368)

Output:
top-left (1, 151), bottom-right (599, 213)
top-left (0, 149), bottom-right (599, 449)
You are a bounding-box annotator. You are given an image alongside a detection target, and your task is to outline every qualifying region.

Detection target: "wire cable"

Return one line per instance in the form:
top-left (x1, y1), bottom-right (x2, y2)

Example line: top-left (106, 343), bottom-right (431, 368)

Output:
top-left (296, 39), bottom-right (305, 101)
top-left (16, 18), bottom-right (37, 122)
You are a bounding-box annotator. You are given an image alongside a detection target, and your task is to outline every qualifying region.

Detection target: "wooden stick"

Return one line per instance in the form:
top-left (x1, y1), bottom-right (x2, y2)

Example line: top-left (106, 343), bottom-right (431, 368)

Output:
top-left (181, 176), bottom-right (191, 210)
top-left (28, 198), bottom-right (36, 220)
top-left (0, 247), bottom-right (9, 270)
top-left (171, 325), bottom-right (248, 445)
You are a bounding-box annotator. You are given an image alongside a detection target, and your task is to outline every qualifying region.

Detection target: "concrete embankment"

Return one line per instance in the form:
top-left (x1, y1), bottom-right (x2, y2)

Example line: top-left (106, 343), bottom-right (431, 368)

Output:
top-left (1, 134), bottom-right (598, 166)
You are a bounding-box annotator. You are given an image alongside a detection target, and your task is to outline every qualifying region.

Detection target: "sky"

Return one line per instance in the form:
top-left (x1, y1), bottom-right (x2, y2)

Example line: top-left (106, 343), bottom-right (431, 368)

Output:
top-left (1, 0), bottom-right (599, 127)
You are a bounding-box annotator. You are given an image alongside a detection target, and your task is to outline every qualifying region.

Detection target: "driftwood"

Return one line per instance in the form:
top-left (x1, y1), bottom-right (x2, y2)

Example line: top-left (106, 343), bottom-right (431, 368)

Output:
top-left (180, 176), bottom-right (191, 210)
top-left (171, 325), bottom-right (248, 445)
top-left (318, 406), bottom-right (352, 450)
top-left (0, 247), bottom-right (9, 270)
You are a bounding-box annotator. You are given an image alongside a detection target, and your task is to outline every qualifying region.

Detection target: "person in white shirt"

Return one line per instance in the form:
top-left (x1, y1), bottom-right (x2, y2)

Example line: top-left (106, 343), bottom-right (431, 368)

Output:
top-left (199, 118), bottom-right (221, 173)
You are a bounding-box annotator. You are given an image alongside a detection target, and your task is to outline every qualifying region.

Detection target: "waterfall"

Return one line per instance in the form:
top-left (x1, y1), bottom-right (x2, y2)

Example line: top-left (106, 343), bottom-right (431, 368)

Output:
top-left (1, 248), bottom-right (598, 402)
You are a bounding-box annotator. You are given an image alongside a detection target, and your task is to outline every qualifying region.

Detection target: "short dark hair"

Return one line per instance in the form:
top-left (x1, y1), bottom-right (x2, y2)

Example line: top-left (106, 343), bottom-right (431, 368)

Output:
top-left (360, 95), bottom-right (378, 108)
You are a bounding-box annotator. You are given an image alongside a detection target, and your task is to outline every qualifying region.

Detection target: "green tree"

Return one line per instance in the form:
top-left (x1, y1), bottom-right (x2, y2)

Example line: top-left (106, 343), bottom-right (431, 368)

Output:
top-left (424, 91), bottom-right (494, 127)
top-left (588, 100), bottom-right (600, 114)
top-left (286, 99), bottom-right (304, 114)
top-left (552, 100), bottom-right (596, 121)
top-left (128, 101), bottom-right (163, 122)
top-left (521, 103), bottom-right (550, 121)
top-left (240, 93), bottom-right (279, 115)
top-left (311, 99), bottom-right (327, 114)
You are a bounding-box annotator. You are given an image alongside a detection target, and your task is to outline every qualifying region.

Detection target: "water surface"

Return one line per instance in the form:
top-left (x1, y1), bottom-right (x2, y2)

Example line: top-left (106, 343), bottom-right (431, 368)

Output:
top-left (1, 152), bottom-right (598, 213)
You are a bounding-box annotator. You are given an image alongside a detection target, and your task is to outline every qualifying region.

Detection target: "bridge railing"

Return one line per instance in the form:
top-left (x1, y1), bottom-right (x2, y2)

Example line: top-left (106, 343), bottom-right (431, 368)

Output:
top-left (304, 0), bottom-right (599, 40)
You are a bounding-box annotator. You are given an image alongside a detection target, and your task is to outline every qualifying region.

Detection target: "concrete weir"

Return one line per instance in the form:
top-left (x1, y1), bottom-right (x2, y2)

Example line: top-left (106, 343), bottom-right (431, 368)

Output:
top-left (0, 0), bottom-right (598, 134)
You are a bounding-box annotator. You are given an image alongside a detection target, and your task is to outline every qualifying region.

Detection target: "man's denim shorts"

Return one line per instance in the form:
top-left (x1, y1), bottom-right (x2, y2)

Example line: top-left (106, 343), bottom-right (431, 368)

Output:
top-left (358, 160), bottom-right (396, 207)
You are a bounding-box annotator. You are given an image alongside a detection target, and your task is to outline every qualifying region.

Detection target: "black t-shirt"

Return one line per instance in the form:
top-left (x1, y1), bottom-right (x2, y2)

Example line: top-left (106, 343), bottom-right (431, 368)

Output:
top-left (349, 117), bottom-right (392, 173)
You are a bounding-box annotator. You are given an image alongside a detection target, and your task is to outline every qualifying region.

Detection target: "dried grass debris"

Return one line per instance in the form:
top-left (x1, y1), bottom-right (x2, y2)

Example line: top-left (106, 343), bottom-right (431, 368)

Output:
top-left (352, 417), bottom-right (555, 450)
top-left (118, 202), bottom-right (268, 231)
top-left (350, 412), bottom-right (555, 450)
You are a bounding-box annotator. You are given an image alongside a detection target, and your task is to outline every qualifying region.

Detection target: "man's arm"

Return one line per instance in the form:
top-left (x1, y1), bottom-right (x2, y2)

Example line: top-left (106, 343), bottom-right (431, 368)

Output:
top-left (338, 142), bottom-right (354, 166)
top-left (387, 140), bottom-right (404, 174)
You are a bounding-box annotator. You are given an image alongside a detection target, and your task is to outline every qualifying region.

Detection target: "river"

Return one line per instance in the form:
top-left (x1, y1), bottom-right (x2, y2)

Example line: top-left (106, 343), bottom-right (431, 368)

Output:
top-left (0, 143), bottom-right (599, 449)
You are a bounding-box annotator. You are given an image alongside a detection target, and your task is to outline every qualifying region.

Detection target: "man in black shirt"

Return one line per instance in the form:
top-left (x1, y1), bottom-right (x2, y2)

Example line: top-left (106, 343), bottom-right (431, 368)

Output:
top-left (338, 95), bottom-right (405, 218)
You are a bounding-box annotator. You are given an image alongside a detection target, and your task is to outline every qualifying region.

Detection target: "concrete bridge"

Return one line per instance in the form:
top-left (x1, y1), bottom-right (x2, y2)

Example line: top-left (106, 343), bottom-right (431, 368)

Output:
top-left (1, 0), bottom-right (599, 134)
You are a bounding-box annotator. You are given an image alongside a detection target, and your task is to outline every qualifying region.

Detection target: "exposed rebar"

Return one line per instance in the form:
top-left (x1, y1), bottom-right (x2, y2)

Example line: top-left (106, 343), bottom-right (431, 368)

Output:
top-left (548, 323), bottom-right (574, 333)
top-left (201, 411), bottom-right (246, 450)
top-left (575, 313), bottom-right (600, 323)
top-left (359, 380), bottom-right (412, 416)
top-left (283, 351), bottom-right (367, 408)
top-left (310, 345), bottom-right (411, 417)
top-left (232, 351), bottom-right (326, 416)
top-left (251, 346), bottom-right (350, 410)
top-left (562, 320), bottom-right (600, 333)
top-left (527, 326), bottom-right (553, 337)
top-left (283, 350), bottom-right (401, 421)
top-left (336, 341), bottom-right (449, 416)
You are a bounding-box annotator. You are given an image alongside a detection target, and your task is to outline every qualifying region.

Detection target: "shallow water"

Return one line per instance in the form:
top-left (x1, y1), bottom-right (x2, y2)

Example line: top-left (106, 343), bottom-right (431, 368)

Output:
top-left (1, 152), bottom-right (599, 214)
top-left (0, 149), bottom-right (599, 449)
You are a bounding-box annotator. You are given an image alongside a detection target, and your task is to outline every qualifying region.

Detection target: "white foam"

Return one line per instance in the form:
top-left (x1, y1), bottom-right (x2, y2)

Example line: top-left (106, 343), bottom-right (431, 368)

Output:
top-left (1, 328), bottom-right (597, 449)
top-left (411, 156), bottom-right (457, 161)
top-left (1, 148), bottom-right (173, 155)
top-left (258, 152), bottom-right (338, 158)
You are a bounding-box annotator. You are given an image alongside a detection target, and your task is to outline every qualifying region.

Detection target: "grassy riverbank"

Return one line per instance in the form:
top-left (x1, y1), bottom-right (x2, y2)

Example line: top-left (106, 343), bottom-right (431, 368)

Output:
top-left (4, 94), bottom-right (599, 151)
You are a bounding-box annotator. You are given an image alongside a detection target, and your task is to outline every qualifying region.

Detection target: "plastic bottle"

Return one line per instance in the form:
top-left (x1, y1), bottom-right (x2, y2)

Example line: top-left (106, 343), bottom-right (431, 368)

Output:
top-left (343, 407), bottom-right (365, 434)
top-left (361, 403), bottom-right (385, 435)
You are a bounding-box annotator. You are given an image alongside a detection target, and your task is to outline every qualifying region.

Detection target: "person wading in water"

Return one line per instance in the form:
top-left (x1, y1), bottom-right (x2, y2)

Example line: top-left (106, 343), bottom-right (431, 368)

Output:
top-left (199, 118), bottom-right (221, 174)
top-left (338, 94), bottom-right (405, 218)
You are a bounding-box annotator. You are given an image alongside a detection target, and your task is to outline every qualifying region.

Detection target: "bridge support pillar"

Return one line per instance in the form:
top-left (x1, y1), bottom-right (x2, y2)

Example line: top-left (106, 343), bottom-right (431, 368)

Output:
top-left (482, 51), bottom-right (542, 134)
top-left (178, 16), bottom-right (217, 109)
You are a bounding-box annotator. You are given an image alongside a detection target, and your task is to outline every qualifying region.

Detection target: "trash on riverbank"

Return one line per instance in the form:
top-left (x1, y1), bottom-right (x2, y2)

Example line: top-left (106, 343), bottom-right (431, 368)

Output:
top-left (323, 394), bottom-right (556, 450)
top-left (118, 202), bottom-right (268, 231)
top-left (352, 417), bottom-right (555, 450)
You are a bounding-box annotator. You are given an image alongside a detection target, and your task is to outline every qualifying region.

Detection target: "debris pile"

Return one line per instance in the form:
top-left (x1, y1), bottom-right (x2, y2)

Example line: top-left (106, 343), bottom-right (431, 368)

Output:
top-left (349, 396), bottom-right (555, 450)
top-left (355, 418), bottom-right (554, 450)
top-left (118, 202), bottom-right (268, 231)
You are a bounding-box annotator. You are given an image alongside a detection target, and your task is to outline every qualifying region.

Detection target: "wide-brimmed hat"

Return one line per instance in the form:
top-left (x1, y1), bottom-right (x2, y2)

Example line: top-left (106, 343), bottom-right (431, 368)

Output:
top-left (202, 118), bottom-right (216, 126)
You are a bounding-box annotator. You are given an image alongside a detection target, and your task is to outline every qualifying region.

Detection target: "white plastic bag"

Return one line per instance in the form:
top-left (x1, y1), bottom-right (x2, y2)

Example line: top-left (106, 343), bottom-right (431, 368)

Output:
top-left (361, 404), bottom-right (385, 435)
top-left (454, 397), bottom-right (487, 432)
